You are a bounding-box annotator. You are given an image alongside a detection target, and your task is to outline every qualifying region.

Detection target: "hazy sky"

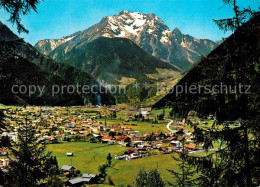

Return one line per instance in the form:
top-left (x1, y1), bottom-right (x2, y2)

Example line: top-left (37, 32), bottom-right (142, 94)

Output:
top-left (0, 0), bottom-right (259, 45)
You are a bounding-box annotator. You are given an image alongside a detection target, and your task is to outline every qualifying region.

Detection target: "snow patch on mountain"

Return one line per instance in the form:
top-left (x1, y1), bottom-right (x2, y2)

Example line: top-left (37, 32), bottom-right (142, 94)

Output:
top-left (160, 36), bottom-right (170, 44)
top-left (43, 35), bottom-right (76, 51)
top-left (147, 29), bottom-right (154, 34)
top-left (104, 11), bottom-right (149, 37)
top-left (49, 40), bottom-right (58, 50)
top-left (160, 30), bottom-right (172, 44)
top-left (102, 33), bottom-right (111, 38)
top-left (117, 31), bottom-right (126, 37)
top-left (62, 36), bottom-right (75, 43)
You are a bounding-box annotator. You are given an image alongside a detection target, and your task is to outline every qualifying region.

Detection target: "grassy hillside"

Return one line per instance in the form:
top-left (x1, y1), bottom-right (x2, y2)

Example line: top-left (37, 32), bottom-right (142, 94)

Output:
top-left (113, 68), bottom-right (182, 106)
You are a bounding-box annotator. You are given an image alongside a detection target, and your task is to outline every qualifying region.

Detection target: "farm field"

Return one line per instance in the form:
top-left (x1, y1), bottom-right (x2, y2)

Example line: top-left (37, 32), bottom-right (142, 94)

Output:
top-left (46, 142), bottom-right (180, 186)
top-left (98, 118), bottom-right (169, 134)
top-left (46, 142), bottom-right (128, 174)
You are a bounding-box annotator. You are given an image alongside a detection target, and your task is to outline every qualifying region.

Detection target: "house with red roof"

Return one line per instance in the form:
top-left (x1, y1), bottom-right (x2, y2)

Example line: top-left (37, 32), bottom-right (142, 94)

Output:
top-left (177, 136), bottom-right (185, 141)
top-left (124, 148), bottom-right (138, 155)
top-left (184, 144), bottom-right (197, 150)
top-left (114, 136), bottom-right (131, 144)
top-left (101, 136), bottom-right (114, 143)
top-left (0, 149), bottom-right (7, 156)
top-left (101, 131), bottom-right (110, 137)
top-left (166, 137), bottom-right (177, 142)
top-left (112, 123), bottom-right (121, 131)
top-left (122, 126), bottom-right (132, 131)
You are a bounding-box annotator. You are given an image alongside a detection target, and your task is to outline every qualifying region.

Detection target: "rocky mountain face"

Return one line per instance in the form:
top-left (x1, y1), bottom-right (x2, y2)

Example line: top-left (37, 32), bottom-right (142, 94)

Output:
top-left (35, 10), bottom-right (218, 70)
top-left (34, 34), bottom-right (79, 55)
top-left (0, 21), bottom-right (115, 106)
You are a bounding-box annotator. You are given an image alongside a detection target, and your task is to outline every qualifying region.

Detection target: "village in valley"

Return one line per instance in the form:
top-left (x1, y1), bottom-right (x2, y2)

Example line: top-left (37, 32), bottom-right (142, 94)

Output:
top-left (0, 0), bottom-right (258, 185)
top-left (0, 104), bottom-right (218, 186)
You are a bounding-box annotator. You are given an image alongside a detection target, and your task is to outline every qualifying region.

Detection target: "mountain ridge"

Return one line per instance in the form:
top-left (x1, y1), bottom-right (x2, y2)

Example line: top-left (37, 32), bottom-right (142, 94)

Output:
top-left (35, 10), bottom-right (218, 70)
top-left (153, 13), bottom-right (260, 121)
top-left (57, 36), bottom-right (180, 84)
top-left (0, 21), bottom-right (115, 106)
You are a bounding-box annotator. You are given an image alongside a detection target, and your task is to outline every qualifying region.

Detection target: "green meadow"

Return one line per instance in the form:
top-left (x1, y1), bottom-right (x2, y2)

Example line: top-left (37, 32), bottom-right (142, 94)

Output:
top-left (46, 142), bottom-right (180, 186)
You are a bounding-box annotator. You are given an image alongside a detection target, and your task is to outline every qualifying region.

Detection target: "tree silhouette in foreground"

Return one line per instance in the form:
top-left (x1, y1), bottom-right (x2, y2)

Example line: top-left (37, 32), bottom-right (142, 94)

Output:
top-left (3, 117), bottom-right (62, 186)
top-left (168, 140), bottom-right (195, 187)
top-left (213, 0), bottom-right (256, 32)
top-left (98, 164), bottom-right (108, 184)
top-left (1, 0), bottom-right (42, 33)
top-left (106, 153), bottom-right (112, 167)
top-left (135, 168), bottom-right (164, 187)
top-left (0, 110), bottom-right (5, 133)
top-left (164, 0), bottom-right (260, 186)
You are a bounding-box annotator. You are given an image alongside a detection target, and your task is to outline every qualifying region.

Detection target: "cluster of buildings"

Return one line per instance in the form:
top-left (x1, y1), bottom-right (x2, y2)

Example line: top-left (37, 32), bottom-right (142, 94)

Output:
top-left (0, 106), bottom-right (200, 169)
top-left (60, 165), bottom-right (97, 186)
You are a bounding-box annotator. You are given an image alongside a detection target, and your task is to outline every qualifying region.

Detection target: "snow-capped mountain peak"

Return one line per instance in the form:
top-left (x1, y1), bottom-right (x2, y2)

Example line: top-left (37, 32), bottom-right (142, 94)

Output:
top-left (101, 10), bottom-right (167, 39)
top-left (35, 10), bottom-right (218, 70)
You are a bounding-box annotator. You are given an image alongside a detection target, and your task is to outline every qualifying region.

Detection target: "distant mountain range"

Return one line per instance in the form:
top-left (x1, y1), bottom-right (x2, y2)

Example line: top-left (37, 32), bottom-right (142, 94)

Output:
top-left (0, 10), bottom-right (221, 106)
top-left (0, 21), bottom-right (115, 106)
top-left (35, 10), bottom-right (218, 72)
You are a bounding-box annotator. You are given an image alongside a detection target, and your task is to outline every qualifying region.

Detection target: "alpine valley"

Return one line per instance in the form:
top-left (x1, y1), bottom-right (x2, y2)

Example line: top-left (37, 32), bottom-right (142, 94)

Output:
top-left (1, 1), bottom-right (259, 186)
top-left (33, 10), bottom-right (219, 105)
top-left (35, 10), bottom-right (218, 80)
top-left (0, 10), bottom-right (219, 106)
